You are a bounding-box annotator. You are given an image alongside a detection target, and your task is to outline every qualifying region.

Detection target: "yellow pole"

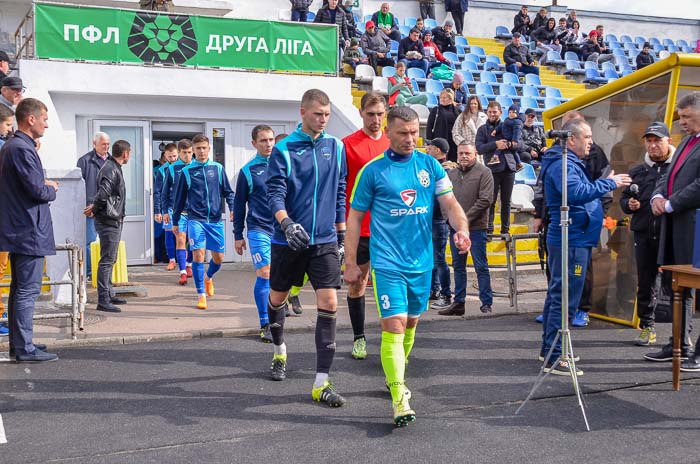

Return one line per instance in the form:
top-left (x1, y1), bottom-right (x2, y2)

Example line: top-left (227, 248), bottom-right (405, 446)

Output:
top-left (664, 65), bottom-right (681, 127)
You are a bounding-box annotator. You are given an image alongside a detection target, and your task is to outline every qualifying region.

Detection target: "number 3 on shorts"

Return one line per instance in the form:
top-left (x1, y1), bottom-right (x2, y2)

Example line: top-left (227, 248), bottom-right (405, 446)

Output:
top-left (380, 294), bottom-right (391, 310)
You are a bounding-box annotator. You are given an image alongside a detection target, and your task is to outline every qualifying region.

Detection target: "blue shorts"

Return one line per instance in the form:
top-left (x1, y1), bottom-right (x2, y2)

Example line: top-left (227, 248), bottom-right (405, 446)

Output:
top-left (371, 268), bottom-right (431, 318)
top-left (188, 220), bottom-right (225, 252)
top-left (247, 230), bottom-right (271, 269)
top-left (162, 208), bottom-right (174, 231)
top-left (177, 213), bottom-right (188, 232)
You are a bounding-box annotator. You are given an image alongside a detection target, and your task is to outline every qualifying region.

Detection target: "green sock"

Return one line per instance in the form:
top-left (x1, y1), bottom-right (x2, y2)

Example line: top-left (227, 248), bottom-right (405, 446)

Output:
top-left (290, 274), bottom-right (309, 297)
top-left (404, 326), bottom-right (416, 365)
top-left (381, 331), bottom-right (406, 403)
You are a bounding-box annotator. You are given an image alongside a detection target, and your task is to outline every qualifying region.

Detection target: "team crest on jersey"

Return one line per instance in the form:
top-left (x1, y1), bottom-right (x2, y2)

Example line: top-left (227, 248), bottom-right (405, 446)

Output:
top-left (207, 169), bottom-right (215, 178)
top-left (417, 169), bottom-right (430, 187)
top-left (400, 189), bottom-right (417, 207)
top-left (321, 148), bottom-right (332, 160)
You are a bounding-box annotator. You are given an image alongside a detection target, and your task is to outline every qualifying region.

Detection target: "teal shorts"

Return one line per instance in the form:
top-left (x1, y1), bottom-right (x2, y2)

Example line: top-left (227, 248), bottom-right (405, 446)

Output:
top-left (371, 268), bottom-right (431, 319)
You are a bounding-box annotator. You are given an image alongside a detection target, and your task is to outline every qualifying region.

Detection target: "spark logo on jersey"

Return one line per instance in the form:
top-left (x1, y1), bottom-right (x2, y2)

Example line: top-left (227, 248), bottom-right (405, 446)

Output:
top-left (390, 206), bottom-right (428, 216)
top-left (400, 189), bottom-right (417, 207)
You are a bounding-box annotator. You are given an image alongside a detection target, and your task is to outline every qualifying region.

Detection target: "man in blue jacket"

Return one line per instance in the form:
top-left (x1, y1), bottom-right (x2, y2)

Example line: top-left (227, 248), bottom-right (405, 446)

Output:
top-left (153, 144), bottom-right (178, 269)
top-left (172, 134), bottom-right (235, 310)
top-left (539, 118), bottom-right (630, 375)
top-left (0, 98), bottom-right (59, 362)
top-left (266, 89), bottom-right (348, 408)
top-left (233, 124), bottom-right (276, 344)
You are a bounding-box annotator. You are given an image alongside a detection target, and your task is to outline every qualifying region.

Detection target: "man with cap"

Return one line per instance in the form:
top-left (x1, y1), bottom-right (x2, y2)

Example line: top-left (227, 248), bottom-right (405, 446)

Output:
top-left (0, 76), bottom-right (24, 110)
top-left (342, 38), bottom-right (368, 70)
top-left (619, 122), bottom-right (674, 347)
top-left (521, 108), bottom-right (547, 162)
top-left (503, 33), bottom-right (539, 76)
top-left (581, 30), bottom-right (613, 64)
top-left (360, 20), bottom-right (394, 73)
top-left (431, 21), bottom-right (457, 54)
top-left (636, 42), bottom-right (655, 69)
top-left (0, 51), bottom-right (11, 82)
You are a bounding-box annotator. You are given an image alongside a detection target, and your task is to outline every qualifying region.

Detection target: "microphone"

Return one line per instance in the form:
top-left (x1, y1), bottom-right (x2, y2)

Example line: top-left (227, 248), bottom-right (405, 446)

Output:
top-left (546, 130), bottom-right (573, 139)
top-left (630, 184), bottom-right (639, 200)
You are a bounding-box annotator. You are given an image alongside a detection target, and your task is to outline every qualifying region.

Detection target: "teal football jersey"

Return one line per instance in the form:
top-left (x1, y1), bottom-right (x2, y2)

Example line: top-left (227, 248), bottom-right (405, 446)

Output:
top-left (350, 150), bottom-right (453, 272)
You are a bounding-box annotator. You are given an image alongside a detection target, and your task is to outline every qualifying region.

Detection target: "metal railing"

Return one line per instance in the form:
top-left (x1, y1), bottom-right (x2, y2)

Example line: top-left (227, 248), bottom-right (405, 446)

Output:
top-left (13, 6), bottom-right (35, 61)
top-left (0, 242), bottom-right (86, 340)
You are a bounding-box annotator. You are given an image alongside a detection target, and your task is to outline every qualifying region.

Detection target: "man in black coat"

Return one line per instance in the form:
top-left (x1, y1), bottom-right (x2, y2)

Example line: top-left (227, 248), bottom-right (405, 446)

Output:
top-left (0, 98), bottom-right (59, 363)
top-left (647, 93), bottom-right (700, 367)
top-left (431, 21), bottom-right (457, 54)
top-left (512, 5), bottom-right (531, 38)
top-left (503, 33), bottom-right (539, 75)
top-left (84, 140), bottom-right (131, 313)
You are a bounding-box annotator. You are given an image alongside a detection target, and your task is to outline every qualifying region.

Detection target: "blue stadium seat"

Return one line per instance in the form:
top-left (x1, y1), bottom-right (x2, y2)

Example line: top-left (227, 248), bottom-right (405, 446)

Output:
top-left (411, 78), bottom-right (420, 93)
top-left (479, 96), bottom-right (490, 109)
top-left (425, 79), bottom-right (445, 95)
top-left (635, 36), bottom-right (647, 46)
top-left (485, 55), bottom-right (503, 67)
top-left (522, 85), bottom-right (541, 99)
top-left (547, 50), bottom-right (566, 66)
top-left (545, 87), bottom-right (562, 100)
top-left (495, 26), bottom-right (512, 40)
top-left (502, 72), bottom-right (520, 85)
top-left (605, 34), bottom-right (618, 44)
top-left (407, 67), bottom-right (427, 83)
top-left (499, 83), bottom-right (517, 97)
top-left (667, 44), bottom-right (679, 53)
top-left (390, 40), bottom-right (399, 54)
top-left (623, 42), bottom-right (637, 52)
top-left (460, 60), bottom-right (479, 71)
top-left (564, 51), bottom-right (580, 62)
top-left (399, 25), bottom-right (411, 37)
top-left (649, 37), bottom-right (662, 47)
top-left (364, 14), bottom-right (373, 23)
top-left (681, 45), bottom-right (693, 53)
top-left (424, 18), bottom-right (438, 29)
top-left (426, 93), bottom-right (438, 108)
top-left (564, 60), bottom-right (585, 76)
top-left (457, 70), bottom-right (476, 85)
top-left (306, 11), bottom-right (316, 22)
top-left (663, 38), bottom-right (674, 48)
top-left (544, 97), bottom-right (561, 109)
top-left (475, 82), bottom-right (496, 98)
top-left (524, 74), bottom-right (541, 86)
top-left (464, 53), bottom-right (481, 63)
top-left (470, 45), bottom-right (487, 58)
top-left (603, 68), bottom-right (619, 80)
top-left (404, 17), bottom-right (417, 27)
top-left (609, 40), bottom-right (622, 49)
top-left (479, 70), bottom-right (497, 83)
top-left (613, 47), bottom-right (627, 57)
top-left (520, 96), bottom-right (540, 111)
top-left (515, 163), bottom-right (537, 186)
top-left (620, 34), bottom-right (633, 43)
top-left (496, 95), bottom-right (513, 109)
top-left (653, 43), bottom-right (664, 53)
top-left (455, 36), bottom-right (469, 47)
top-left (583, 68), bottom-right (607, 85)
top-left (381, 66), bottom-right (396, 77)
top-left (584, 60), bottom-right (598, 71)
top-left (621, 68), bottom-right (635, 77)
top-left (483, 61), bottom-right (500, 72)
top-left (443, 51), bottom-right (459, 63)
top-left (677, 39), bottom-right (689, 48)
top-left (456, 44), bottom-right (467, 58)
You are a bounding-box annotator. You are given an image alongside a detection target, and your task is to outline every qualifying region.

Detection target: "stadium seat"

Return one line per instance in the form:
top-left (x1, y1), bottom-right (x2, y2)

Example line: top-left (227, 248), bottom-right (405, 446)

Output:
top-left (464, 53), bottom-right (481, 63)
top-left (371, 76), bottom-right (389, 95)
top-left (364, 14), bottom-right (372, 23)
top-left (499, 83), bottom-right (517, 97)
top-left (522, 85), bottom-right (541, 99)
top-left (404, 17), bottom-right (417, 27)
top-left (426, 93), bottom-right (438, 108)
top-left (475, 82), bottom-right (496, 99)
top-left (496, 95), bottom-right (513, 109)
top-left (460, 60), bottom-right (479, 71)
top-left (483, 61), bottom-right (500, 72)
top-left (381, 66), bottom-right (396, 77)
top-left (425, 79), bottom-right (445, 95)
top-left (663, 38), bottom-right (674, 48)
top-left (583, 68), bottom-right (607, 85)
top-left (681, 45), bottom-right (693, 53)
top-left (601, 60), bottom-right (617, 72)
top-left (502, 72), bottom-right (520, 85)
top-left (407, 67), bottom-right (427, 84)
top-left (546, 51), bottom-right (566, 66)
top-left (455, 36), bottom-right (469, 47)
top-left (356, 23), bottom-right (365, 34)
top-left (520, 96), bottom-right (540, 112)
top-left (620, 34), bottom-right (633, 43)
top-left (443, 51), bottom-right (459, 63)
top-left (623, 42), bottom-right (637, 53)
top-left (524, 74), bottom-right (541, 86)
top-left (564, 60), bottom-right (585, 76)
top-left (613, 47), bottom-right (627, 58)
top-left (479, 96), bottom-right (490, 109)
top-left (306, 11), bottom-right (315, 22)
top-left (621, 68), bottom-right (635, 77)
top-left (603, 68), bottom-right (619, 80)
top-left (605, 34), bottom-right (618, 44)
top-left (584, 60), bottom-right (598, 71)
top-left (544, 97), bottom-right (561, 110)
top-left (390, 41), bottom-right (399, 54)
top-left (485, 55), bottom-right (503, 67)
top-left (424, 18), bottom-right (438, 29)
top-left (410, 104), bottom-right (430, 124)
top-left (480, 70), bottom-right (497, 83)
top-left (564, 51), bottom-right (579, 62)
top-left (495, 26), bottom-right (512, 40)
top-left (635, 36), bottom-right (647, 46)
top-left (399, 25), bottom-right (411, 38)
top-left (354, 64), bottom-right (376, 84)
top-left (649, 37), bottom-right (662, 47)
top-left (515, 163), bottom-right (537, 186)
top-left (456, 44), bottom-right (467, 59)
top-left (545, 87), bottom-right (562, 100)
top-left (677, 39), bottom-right (689, 48)
top-left (609, 40), bottom-right (622, 49)
top-left (470, 45), bottom-right (487, 59)
top-left (667, 44), bottom-right (679, 53)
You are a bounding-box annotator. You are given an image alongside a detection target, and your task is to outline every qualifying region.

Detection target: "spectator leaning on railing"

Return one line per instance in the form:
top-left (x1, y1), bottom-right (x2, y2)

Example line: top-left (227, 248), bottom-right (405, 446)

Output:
top-left (139, 0), bottom-right (174, 12)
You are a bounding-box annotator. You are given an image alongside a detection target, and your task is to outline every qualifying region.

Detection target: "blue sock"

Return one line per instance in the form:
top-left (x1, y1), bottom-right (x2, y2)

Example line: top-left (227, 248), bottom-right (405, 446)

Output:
top-left (254, 277), bottom-right (270, 326)
top-left (176, 249), bottom-right (187, 272)
top-left (192, 262), bottom-right (205, 294)
top-left (206, 259), bottom-right (221, 279)
top-left (187, 248), bottom-right (193, 264)
top-left (165, 232), bottom-right (176, 260)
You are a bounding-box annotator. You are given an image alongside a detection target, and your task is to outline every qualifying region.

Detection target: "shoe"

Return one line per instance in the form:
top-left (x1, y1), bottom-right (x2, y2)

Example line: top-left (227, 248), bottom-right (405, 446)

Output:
top-left (571, 310), bottom-right (589, 328)
top-left (311, 380), bottom-right (346, 407)
top-left (480, 304), bottom-right (493, 314)
top-left (392, 389), bottom-right (416, 427)
top-left (166, 260), bottom-right (176, 271)
top-left (178, 273), bottom-right (188, 285)
top-left (197, 295), bottom-right (207, 310)
top-left (270, 354), bottom-right (287, 381)
top-left (635, 326), bottom-right (657, 346)
top-left (428, 291), bottom-right (440, 301)
top-left (289, 295), bottom-right (303, 315)
top-left (186, 266), bottom-right (193, 278)
top-left (260, 324), bottom-right (273, 343)
top-left (0, 324), bottom-right (7, 336)
top-left (430, 295), bottom-right (451, 310)
top-left (544, 360), bottom-right (583, 376)
top-left (539, 352), bottom-right (580, 362)
top-left (15, 348), bottom-right (59, 363)
top-left (535, 314), bottom-right (544, 323)
top-left (644, 344), bottom-right (690, 362)
top-left (680, 355), bottom-right (700, 372)
top-left (96, 302), bottom-right (121, 313)
top-left (351, 337), bottom-right (367, 360)
top-left (205, 278), bottom-right (215, 297)
top-left (9, 343), bottom-right (47, 357)
top-left (437, 301), bottom-right (465, 316)
top-left (111, 297), bottom-right (127, 305)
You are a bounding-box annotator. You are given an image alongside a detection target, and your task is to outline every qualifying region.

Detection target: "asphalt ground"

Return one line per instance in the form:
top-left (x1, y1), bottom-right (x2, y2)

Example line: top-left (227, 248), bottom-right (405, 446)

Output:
top-left (2, 314), bottom-right (699, 464)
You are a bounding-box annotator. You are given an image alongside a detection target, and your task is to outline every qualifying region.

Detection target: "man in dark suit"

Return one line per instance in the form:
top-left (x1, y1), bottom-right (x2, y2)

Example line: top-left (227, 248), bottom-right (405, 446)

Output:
top-left (645, 92), bottom-right (700, 366)
top-left (0, 98), bottom-right (59, 363)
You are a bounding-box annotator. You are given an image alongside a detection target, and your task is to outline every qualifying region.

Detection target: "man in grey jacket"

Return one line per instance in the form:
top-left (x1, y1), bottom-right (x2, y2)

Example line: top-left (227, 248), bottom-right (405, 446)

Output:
top-left (360, 20), bottom-right (394, 72)
top-left (438, 142), bottom-right (494, 315)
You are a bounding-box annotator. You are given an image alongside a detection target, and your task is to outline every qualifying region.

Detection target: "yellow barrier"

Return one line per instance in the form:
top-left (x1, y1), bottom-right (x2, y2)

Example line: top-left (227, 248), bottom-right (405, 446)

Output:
top-left (90, 240), bottom-right (128, 288)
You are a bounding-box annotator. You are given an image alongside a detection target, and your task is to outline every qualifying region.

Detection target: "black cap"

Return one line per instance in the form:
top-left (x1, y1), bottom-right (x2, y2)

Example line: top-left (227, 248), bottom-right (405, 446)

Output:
top-left (643, 42), bottom-right (651, 49)
top-left (525, 108), bottom-right (537, 116)
top-left (1, 76), bottom-right (23, 90)
top-left (643, 121), bottom-right (670, 138)
top-left (0, 51), bottom-right (10, 63)
top-left (512, 32), bottom-right (522, 38)
top-left (427, 138), bottom-right (449, 154)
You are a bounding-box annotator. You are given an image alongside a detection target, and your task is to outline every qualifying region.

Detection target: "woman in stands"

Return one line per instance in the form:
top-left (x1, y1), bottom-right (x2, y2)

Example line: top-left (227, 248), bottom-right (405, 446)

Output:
top-left (452, 96), bottom-right (487, 150)
top-left (531, 17), bottom-right (562, 65)
top-left (562, 20), bottom-right (586, 60)
top-left (426, 88), bottom-right (461, 161)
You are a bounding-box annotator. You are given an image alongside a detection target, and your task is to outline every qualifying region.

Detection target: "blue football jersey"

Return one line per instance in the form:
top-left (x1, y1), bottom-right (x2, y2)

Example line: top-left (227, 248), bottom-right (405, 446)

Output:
top-left (350, 150), bottom-right (453, 272)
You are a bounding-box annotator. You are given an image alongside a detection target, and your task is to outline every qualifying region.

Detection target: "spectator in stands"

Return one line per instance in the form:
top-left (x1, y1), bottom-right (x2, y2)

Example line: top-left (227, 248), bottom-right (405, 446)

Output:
top-left (503, 33), bottom-right (539, 75)
top-left (521, 108), bottom-right (547, 162)
top-left (0, 77), bottom-right (24, 110)
top-left (419, 0), bottom-right (435, 20)
top-left (432, 20), bottom-right (457, 54)
top-left (531, 7), bottom-right (548, 32)
top-left (489, 104), bottom-right (526, 169)
top-left (414, 18), bottom-right (427, 35)
top-left (595, 25), bottom-right (613, 55)
top-left (453, 95), bottom-right (487, 147)
top-left (387, 61), bottom-right (428, 106)
top-left (422, 30), bottom-right (452, 72)
top-left (581, 30), bottom-right (613, 64)
top-left (139, 0), bottom-right (174, 11)
top-left (449, 73), bottom-right (469, 111)
top-left (531, 17), bottom-right (562, 65)
top-left (315, 0), bottom-right (351, 49)
top-left (360, 21), bottom-right (394, 73)
top-left (512, 6), bottom-right (531, 39)
top-left (290, 0), bottom-right (313, 22)
top-left (343, 38), bottom-right (368, 70)
top-left (445, 0), bottom-right (469, 36)
top-left (562, 20), bottom-right (586, 60)
top-left (341, 1), bottom-right (359, 38)
top-left (0, 51), bottom-right (11, 82)
top-left (371, 3), bottom-right (401, 42)
top-left (566, 10), bottom-right (578, 29)
top-left (636, 42), bottom-right (655, 69)
top-left (427, 88), bottom-right (461, 161)
top-left (398, 28), bottom-right (429, 75)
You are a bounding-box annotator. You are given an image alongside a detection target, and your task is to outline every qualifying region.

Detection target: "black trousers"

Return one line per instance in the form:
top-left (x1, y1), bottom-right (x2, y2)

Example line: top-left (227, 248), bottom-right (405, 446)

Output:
top-left (451, 9), bottom-right (465, 35)
top-left (95, 220), bottom-right (123, 304)
top-left (368, 54), bottom-right (395, 73)
top-left (420, 2), bottom-right (435, 19)
top-left (634, 232), bottom-right (660, 328)
top-left (488, 171), bottom-right (515, 234)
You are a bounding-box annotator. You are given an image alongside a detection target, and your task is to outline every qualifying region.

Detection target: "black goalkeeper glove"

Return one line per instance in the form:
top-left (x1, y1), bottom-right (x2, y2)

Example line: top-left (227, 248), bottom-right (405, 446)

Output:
top-left (281, 217), bottom-right (310, 251)
top-left (336, 230), bottom-right (346, 248)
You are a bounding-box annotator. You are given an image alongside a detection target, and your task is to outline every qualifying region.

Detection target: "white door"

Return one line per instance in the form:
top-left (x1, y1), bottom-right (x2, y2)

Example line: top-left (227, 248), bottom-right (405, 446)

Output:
top-left (91, 120), bottom-right (152, 265)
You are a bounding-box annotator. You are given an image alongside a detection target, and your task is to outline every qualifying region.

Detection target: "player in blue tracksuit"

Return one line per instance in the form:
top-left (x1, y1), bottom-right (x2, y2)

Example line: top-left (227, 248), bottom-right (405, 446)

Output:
top-left (233, 125), bottom-right (276, 344)
top-left (265, 89), bottom-right (348, 408)
top-left (154, 144), bottom-right (178, 268)
top-left (162, 139), bottom-right (194, 284)
top-left (344, 106), bottom-right (470, 426)
top-left (172, 134), bottom-right (235, 310)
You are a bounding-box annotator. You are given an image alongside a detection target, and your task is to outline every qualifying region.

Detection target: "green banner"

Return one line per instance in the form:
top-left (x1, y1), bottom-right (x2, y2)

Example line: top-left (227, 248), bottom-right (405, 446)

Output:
top-left (34, 3), bottom-right (338, 74)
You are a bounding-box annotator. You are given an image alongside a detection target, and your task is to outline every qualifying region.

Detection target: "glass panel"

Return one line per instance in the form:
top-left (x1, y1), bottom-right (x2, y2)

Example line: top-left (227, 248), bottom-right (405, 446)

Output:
top-left (100, 125), bottom-right (145, 216)
top-left (212, 128), bottom-right (225, 165)
top-left (550, 73), bottom-right (672, 323)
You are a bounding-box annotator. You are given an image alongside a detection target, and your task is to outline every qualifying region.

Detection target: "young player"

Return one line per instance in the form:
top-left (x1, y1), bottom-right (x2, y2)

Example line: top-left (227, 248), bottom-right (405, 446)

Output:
top-left (154, 143), bottom-right (178, 269)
